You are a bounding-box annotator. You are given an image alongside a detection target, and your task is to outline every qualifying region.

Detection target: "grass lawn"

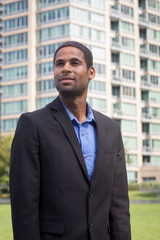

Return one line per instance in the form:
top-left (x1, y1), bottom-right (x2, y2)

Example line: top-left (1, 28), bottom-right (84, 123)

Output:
top-left (0, 202), bottom-right (160, 240)
top-left (0, 204), bottom-right (13, 240)
top-left (130, 204), bottom-right (160, 240)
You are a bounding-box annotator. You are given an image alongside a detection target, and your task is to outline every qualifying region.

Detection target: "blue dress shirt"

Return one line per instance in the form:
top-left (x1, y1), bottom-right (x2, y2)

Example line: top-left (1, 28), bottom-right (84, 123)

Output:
top-left (62, 102), bottom-right (97, 180)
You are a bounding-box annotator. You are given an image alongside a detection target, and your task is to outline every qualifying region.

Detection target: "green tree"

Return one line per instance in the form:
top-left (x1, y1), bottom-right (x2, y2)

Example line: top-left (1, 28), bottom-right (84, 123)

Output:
top-left (0, 134), bottom-right (13, 190)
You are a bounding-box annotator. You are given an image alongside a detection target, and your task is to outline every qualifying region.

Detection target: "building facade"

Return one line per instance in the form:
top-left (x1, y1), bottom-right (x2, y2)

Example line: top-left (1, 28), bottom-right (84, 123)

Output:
top-left (0, 0), bottom-right (160, 183)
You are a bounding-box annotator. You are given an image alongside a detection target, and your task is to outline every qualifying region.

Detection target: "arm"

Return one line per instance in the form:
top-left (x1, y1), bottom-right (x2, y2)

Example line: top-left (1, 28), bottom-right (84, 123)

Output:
top-left (109, 127), bottom-right (131, 240)
top-left (10, 113), bottom-right (40, 240)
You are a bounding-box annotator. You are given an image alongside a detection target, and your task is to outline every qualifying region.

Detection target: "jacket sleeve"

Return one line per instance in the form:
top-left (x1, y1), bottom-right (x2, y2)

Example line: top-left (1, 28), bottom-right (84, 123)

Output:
top-left (10, 113), bottom-right (40, 240)
top-left (109, 126), bottom-right (131, 240)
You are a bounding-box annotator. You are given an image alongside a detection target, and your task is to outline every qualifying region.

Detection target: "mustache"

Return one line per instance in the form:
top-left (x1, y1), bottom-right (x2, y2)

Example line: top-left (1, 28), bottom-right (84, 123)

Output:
top-left (58, 75), bottom-right (75, 81)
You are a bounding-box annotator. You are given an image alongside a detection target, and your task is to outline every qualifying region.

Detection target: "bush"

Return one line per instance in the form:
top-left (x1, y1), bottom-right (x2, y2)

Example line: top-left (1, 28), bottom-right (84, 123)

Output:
top-left (140, 181), bottom-right (160, 190)
top-left (128, 182), bottom-right (139, 191)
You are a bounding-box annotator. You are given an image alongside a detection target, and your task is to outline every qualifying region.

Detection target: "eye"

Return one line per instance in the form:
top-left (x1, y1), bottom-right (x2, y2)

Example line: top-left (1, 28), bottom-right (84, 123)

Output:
top-left (71, 61), bottom-right (79, 65)
top-left (56, 62), bottom-right (64, 66)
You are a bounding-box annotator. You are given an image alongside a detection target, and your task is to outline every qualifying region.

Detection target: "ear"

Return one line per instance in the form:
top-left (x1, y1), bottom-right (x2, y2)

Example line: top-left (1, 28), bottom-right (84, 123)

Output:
top-left (88, 66), bottom-right (95, 80)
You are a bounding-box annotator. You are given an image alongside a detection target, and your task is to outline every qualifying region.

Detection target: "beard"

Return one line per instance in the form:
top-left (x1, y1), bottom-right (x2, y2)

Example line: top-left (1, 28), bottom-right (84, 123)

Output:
top-left (55, 82), bottom-right (88, 98)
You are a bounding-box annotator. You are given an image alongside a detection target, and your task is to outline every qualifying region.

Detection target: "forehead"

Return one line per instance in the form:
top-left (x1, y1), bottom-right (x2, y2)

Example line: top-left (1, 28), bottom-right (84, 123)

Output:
top-left (55, 46), bottom-right (85, 61)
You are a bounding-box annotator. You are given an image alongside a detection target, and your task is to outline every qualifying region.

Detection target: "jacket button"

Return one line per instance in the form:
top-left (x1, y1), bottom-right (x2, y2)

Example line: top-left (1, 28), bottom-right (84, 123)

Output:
top-left (89, 191), bottom-right (94, 198)
top-left (89, 222), bottom-right (93, 227)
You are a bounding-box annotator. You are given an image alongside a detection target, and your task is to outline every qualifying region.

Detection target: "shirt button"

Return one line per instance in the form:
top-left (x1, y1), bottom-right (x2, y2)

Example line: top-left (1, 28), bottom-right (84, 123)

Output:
top-left (84, 154), bottom-right (87, 158)
top-left (89, 191), bottom-right (94, 198)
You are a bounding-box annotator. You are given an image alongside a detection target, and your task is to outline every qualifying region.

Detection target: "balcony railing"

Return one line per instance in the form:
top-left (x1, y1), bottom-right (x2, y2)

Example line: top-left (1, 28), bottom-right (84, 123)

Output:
top-left (142, 113), bottom-right (152, 119)
top-left (143, 146), bottom-right (153, 152)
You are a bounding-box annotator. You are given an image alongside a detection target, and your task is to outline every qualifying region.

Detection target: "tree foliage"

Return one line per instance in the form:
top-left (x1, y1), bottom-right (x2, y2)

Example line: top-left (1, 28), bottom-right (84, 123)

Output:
top-left (0, 134), bottom-right (13, 187)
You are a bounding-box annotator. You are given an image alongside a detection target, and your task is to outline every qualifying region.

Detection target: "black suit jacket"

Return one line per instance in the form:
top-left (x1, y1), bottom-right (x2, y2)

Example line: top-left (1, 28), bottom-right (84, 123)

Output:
top-left (10, 96), bottom-right (131, 240)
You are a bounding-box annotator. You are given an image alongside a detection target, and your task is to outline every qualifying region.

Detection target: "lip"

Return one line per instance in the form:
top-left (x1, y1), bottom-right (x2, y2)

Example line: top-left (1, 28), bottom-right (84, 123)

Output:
top-left (59, 76), bottom-right (75, 83)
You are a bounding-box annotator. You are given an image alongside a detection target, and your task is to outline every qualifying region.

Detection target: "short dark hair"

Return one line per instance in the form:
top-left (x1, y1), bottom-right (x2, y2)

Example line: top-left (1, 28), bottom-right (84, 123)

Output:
top-left (53, 41), bottom-right (93, 69)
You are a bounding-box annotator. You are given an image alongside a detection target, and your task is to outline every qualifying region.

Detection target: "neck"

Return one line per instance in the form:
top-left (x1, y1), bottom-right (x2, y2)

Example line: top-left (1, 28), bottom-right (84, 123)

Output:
top-left (59, 94), bottom-right (87, 123)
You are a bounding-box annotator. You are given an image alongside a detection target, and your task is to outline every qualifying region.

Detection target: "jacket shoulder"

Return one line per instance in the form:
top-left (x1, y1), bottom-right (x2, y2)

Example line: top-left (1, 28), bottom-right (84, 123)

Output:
top-left (93, 109), bottom-right (120, 129)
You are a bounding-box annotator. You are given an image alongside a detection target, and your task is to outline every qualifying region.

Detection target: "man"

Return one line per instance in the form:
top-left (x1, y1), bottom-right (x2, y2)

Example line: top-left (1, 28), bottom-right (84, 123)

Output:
top-left (10, 41), bottom-right (131, 240)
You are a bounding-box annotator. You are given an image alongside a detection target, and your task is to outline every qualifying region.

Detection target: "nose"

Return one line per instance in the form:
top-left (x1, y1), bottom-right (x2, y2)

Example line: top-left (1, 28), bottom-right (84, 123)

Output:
top-left (62, 62), bottom-right (72, 72)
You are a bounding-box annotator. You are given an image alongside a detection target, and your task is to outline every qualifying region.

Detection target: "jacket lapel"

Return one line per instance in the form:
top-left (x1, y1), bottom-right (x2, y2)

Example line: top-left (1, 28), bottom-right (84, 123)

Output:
top-left (90, 110), bottom-right (105, 188)
top-left (50, 97), bottom-right (90, 183)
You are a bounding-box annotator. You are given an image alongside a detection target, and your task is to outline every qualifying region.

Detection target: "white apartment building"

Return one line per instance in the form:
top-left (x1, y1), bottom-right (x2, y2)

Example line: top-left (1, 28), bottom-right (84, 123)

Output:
top-left (0, 0), bottom-right (160, 183)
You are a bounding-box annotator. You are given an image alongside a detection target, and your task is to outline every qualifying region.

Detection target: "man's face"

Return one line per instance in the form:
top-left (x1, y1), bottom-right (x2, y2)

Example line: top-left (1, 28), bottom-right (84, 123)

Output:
top-left (54, 46), bottom-right (95, 98)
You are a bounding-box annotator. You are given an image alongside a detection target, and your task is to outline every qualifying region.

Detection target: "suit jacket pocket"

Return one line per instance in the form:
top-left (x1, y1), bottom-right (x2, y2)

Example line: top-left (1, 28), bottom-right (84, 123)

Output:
top-left (40, 220), bottom-right (64, 235)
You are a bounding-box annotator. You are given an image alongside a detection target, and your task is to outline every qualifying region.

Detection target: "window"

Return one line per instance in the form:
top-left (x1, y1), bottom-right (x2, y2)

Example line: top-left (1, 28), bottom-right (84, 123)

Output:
top-left (2, 100), bottom-right (27, 115)
top-left (36, 79), bottom-right (56, 93)
top-left (148, 29), bottom-right (160, 41)
top-left (126, 154), bottom-right (137, 166)
top-left (151, 123), bottom-right (160, 134)
top-left (149, 14), bottom-right (160, 25)
top-left (37, 43), bottom-right (62, 59)
top-left (123, 86), bottom-right (135, 98)
top-left (122, 103), bottom-right (136, 116)
top-left (122, 69), bottom-right (135, 81)
top-left (89, 80), bottom-right (106, 94)
top-left (70, 24), bottom-right (105, 43)
top-left (152, 140), bottom-right (160, 150)
top-left (3, 49), bottom-right (28, 64)
top-left (70, 7), bottom-right (105, 26)
top-left (121, 5), bottom-right (133, 17)
top-left (4, 0), bottom-right (28, 15)
top-left (94, 64), bottom-right (106, 76)
top-left (122, 37), bottom-right (134, 50)
top-left (148, 0), bottom-right (160, 10)
top-left (2, 119), bottom-right (18, 132)
top-left (36, 62), bottom-right (53, 76)
top-left (37, 24), bottom-right (69, 42)
top-left (127, 171), bottom-right (137, 183)
top-left (4, 16), bottom-right (28, 31)
top-left (87, 97), bottom-right (106, 111)
top-left (151, 107), bottom-right (160, 118)
top-left (143, 177), bottom-right (156, 182)
top-left (151, 156), bottom-right (160, 166)
top-left (37, 7), bottom-right (69, 25)
top-left (121, 21), bottom-right (134, 34)
top-left (90, 46), bottom-right (105, 61)
top-left (150, 91), bottom-right (160, 103)
top-left (123, 137), bottom-right (137, 150)
top-left (149, 44), bottom-right (160, 56)
top-left (3, 66), bottom-right (28, 81)
top-left (36, 97), bottom-right (55, 109)
top-left (121, 53), bottom-right (135, 66)
top-left (122, 120), bottom-right (136, 133)
top-left (150, 75), bottom-right (160, 86)
top-left (4, 32), bottom-right (28, 48)
top-left (112, 86), bottom-right (120, 97)
top-left (149, 60), bottom-right (160, 72)
top-left (2, 83), bottom-right (27, 98)
top-left (112, 53), bottom-right (119, 64)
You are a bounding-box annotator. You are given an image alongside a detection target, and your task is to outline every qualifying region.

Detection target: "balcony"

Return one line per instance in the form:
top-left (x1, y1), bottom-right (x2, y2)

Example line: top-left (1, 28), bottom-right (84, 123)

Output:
top-left (141, 80), bottom-right (151, 87)
top-left (142, 112), bottom-right (160, 120)
top-left (112, 40), bottom-right (121, 49)
top-left (143, 146), bottom-right (153, 153)
top-left (110, 6), bottom-right (133, 20)
top-left (139, 13), bottom-right (160, 27)
top-left (140, 48), bottom-right (150, 58)
top-left (112, 109), bottom-right (123, 118)
top-left (110, 7), bottom-right (120, 19)
top-left (115, 0), bottom-right (133, 3)
top-left (139, 16), bottom-right (149, 27)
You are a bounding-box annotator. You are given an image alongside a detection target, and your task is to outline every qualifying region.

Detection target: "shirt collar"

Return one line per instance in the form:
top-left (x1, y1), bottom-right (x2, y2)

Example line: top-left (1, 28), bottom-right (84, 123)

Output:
top-left (60, 99), bottom-right (96, 125)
